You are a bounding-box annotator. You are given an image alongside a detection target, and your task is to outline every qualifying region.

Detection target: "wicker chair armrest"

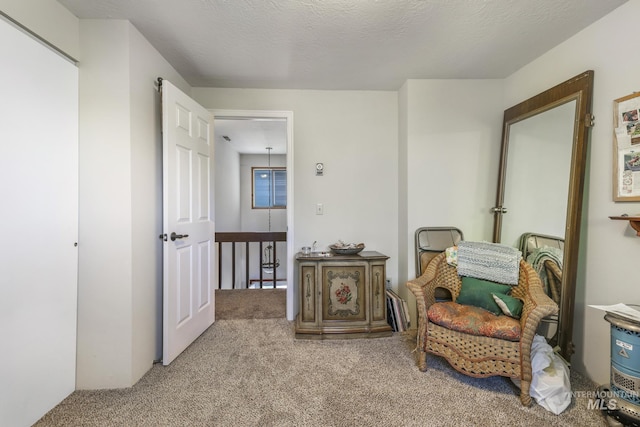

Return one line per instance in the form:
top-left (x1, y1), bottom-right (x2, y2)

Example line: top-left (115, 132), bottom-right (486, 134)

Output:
top-left (518, 266), bottom-right (559, 360)
top-left (406, 252), bottom-right (454, 308)
top-left (544, 260), bottom-right (562, 304)
top-left (520, 275), bottom-right (558, 329)
top-left (406, 273), bottom-right (436, 324)
top-left (521, 286), bottom-right (558, 329)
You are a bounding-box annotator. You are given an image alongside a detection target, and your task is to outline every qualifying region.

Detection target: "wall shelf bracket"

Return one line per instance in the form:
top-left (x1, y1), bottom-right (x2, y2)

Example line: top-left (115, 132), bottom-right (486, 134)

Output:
top-left (609, 216), bottom-right (640, 236)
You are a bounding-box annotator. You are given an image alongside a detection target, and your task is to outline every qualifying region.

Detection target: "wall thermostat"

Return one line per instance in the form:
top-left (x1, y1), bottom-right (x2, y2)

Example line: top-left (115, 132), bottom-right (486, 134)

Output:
top-left (315, 163), bottom-right (324, 176)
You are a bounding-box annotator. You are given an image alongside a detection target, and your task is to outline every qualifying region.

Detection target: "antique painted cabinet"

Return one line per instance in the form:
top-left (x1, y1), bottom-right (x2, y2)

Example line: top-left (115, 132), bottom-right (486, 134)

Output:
top-left (295, 251), bottom-right (392, 339)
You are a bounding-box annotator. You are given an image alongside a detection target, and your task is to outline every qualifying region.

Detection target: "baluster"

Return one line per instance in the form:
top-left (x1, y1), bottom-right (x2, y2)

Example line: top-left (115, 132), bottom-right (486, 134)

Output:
top-left (217, 242), bottom-right (222, 289)
top-left (272, 240), bottom-right (277, 288)
top-left (245, 241), bottom-right (250, 289)
top-left (259, 241), bottom-right (263, 288)
top-left (231, 242), bottom-right (236, 289)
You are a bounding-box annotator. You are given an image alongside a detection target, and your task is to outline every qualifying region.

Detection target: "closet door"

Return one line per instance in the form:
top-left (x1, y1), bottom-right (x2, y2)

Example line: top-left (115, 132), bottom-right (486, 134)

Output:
top-left (0, 18), bottom-right (78, 427)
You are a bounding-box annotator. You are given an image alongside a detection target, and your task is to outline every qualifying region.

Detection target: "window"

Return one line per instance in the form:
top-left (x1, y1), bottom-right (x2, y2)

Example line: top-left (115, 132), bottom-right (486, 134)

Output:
top-left (252, 167), bottom-right (286, 209)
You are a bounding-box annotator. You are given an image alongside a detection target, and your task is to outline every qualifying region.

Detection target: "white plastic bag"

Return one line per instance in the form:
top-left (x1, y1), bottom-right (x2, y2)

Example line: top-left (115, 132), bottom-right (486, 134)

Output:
top-left (529, 334), bottom-right (572, 415)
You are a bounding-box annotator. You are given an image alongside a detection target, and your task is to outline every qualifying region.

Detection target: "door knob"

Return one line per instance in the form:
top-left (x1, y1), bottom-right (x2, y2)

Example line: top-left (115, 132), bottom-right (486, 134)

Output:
top-left (170, 232), bottom-right (189, 241)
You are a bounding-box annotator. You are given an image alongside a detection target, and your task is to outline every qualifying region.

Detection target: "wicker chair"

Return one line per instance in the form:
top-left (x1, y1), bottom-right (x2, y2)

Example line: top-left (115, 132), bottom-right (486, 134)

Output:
top-left (406, 252), bottom-right (558, 406)
top-left (544, 259), bottom-right (562, 305)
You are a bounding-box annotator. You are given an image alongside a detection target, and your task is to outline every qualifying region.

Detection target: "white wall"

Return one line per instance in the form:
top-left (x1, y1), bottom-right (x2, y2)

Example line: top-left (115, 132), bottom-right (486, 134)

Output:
top-left (76, 19), bottom-right (191, 389)
top-left (503, 0), bottom-right (640, 384)
top-left (214, 138), bottom-right (241, 231)
top-left (77, 19), bottom-right (134, 390)
top-left (398, 79), bottom-right (505, 322)
top-left (397, 82), bottom-right (410, 296)
top-left (213, 137), bottom-right (240, 289)
top-left (193, 88), bottom-right (399, 297)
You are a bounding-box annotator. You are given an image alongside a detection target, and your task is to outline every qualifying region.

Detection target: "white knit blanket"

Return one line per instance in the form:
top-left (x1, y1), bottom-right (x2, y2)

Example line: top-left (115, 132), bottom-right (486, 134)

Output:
top-left (456, 241), bottom-right (522, 285)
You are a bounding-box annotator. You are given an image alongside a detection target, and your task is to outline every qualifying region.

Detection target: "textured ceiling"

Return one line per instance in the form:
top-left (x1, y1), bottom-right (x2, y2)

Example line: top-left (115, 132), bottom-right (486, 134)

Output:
top-left (58, 0), bottom-right (627, 91)
top-left (56, 0), bottom-right (627, 154)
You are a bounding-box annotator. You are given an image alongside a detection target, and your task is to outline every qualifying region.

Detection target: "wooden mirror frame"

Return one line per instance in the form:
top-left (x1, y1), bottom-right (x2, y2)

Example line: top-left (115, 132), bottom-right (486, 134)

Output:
top-left (492, 70), bottom-right (594, 362)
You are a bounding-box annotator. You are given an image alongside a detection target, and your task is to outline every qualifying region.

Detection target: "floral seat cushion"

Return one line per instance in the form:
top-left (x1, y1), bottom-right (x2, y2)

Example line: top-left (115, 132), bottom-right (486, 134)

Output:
top-left (427, 301), bottom-right (521, 341)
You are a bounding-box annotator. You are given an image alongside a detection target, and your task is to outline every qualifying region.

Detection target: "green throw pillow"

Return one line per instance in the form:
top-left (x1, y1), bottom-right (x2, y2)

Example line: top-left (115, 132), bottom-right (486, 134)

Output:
top-left (492, 293), bottom-right (524, 319)
top-left (456, 277), bottom-right (511, 315)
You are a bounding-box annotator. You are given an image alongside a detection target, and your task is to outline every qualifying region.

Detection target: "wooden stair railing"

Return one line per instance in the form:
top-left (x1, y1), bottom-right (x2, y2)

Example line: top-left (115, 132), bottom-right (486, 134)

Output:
top-left (215, 232), bottom-right (287, 289)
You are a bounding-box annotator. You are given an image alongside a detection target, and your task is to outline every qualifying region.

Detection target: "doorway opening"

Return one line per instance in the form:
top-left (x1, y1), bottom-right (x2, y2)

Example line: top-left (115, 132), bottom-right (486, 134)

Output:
top-left (212, 110), bottom-right (295, 321)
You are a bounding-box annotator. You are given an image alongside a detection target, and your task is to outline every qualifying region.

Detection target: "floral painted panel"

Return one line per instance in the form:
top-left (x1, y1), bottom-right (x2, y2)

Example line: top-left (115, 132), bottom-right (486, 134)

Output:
top-left (323, 265), bottom-right (366, 321)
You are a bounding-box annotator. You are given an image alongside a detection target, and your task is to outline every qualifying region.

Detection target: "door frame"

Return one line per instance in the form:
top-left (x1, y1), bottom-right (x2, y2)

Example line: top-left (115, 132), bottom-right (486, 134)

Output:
top-left (211, 109), bottom-right (295, 321)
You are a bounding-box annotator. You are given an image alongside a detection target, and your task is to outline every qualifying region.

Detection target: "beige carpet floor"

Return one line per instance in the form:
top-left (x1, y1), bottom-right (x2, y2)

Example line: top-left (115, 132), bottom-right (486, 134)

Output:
top-left (215, 289), bottom-right (286, 320)
top-left (34, 290), bottom-right (609, 426)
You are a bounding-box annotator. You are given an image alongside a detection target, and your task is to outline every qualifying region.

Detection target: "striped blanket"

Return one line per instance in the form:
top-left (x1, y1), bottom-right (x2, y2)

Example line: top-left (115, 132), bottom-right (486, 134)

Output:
top-left (456, 241), bottom-right (522, 285)
top-left (526, 246), bottom-right (563, 295)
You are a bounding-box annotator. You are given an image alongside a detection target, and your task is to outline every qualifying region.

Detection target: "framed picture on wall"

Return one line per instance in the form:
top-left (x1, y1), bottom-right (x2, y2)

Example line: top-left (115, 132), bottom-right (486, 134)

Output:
top-left (613, 92), bottom-right (640, 201)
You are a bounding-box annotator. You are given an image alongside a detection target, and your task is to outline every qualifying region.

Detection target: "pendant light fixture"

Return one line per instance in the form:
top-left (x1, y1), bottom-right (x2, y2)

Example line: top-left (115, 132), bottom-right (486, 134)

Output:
top-left (262, 146), bottom-right (279, 275)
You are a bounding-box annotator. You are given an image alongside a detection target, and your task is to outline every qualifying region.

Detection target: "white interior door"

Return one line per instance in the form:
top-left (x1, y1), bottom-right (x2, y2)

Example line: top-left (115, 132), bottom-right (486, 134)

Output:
top-left (162, 80), bottom-right (215, 365)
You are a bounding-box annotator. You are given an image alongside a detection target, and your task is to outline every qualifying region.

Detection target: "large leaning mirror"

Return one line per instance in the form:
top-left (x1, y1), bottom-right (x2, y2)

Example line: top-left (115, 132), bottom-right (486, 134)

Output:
top-left (492, 71), bottom-right (594, 364)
